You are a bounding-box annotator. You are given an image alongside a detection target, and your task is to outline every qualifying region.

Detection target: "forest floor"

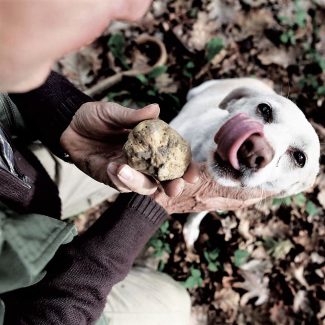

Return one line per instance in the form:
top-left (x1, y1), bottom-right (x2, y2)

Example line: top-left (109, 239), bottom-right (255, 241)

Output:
top-left (59, 1), bottom-right (325, 324)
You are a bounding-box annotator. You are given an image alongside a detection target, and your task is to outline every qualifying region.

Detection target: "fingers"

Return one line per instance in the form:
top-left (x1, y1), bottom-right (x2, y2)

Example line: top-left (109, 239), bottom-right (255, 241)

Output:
top-left (182, 162), bottom-right (200, 184)
top-left (162, 178), bottom-right (185, 197)
top-left (100, 102), bottom-right (160, 128)
top-left (121, 103), bottom-right (160, 127)
top-left (107, 163), bottom-right (158, 195)
top-left (161, 162), bottom-right (200, 197)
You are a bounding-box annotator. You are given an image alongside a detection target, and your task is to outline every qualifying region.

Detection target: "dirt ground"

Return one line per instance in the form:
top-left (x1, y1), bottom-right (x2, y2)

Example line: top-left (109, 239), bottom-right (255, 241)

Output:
top-left (61, 1), bottom-right (325, 324)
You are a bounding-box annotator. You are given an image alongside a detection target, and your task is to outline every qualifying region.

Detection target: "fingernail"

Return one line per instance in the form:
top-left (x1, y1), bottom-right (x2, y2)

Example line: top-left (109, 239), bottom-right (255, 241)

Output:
top-left (118, 165), bottom-right (133, 181)
top-left (144, 103), bottom-right (159, 110)
top-left (107, 162), bottom-right (118, 175)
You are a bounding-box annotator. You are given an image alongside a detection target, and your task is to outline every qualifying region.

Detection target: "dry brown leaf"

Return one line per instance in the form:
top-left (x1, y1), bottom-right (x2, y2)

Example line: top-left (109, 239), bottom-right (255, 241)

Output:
top-left (253, 218), bottom-right (290, 238)
top-left (317, 189), bottom-right (325, 209)
top-left (188, 12), bottom-right (219, 51)
top-left (58, 45), bottom-right (102, 90)
top-left (293, 290), bottom-right (312, 314)
top-left (258, 45), bottom-right (296, 68)
top-left (233, 260), bottom-right (271, 306)
top-left (293, 264), bottom-right (309, 288)
top-left (236, 9), bottom-right (277, 40)
top-left (131, 48), bottom-right (150, 71)
top-left (270, 301), bottom-right (288, 324)
top-left (219, 215), bottom-right (237, 241)
top-left (213, 288), bottom-right (240, 322)
top-left (155, 73), bottom-right (178, 93)
top-left (317, 301), bottom-right (325, 320)
top-left (238, 218), bottom-right (255, 242)
top-left (315, 0), bottom-right (325, 8)
top-left (190, 305), bottom-right (208, 325)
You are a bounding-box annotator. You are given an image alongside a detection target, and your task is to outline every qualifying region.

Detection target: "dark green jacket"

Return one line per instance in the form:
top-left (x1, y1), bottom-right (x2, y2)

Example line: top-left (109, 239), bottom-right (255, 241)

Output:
top-left (0, 93), bottom-right (76, 322)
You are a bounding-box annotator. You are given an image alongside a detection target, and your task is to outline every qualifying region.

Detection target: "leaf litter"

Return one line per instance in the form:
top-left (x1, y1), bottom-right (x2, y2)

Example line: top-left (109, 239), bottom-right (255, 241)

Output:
top-left (61, 1), bottom-right (325, 324)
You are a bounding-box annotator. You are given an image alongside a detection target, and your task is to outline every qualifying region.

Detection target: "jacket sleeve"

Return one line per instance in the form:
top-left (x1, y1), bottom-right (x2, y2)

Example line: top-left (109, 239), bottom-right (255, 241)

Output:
top-left (0, 204), bottom-right (77, 320)
top-left (1, 193), bottom-right (168, 325)
top-left (9, 72), bottom-right (92, 160)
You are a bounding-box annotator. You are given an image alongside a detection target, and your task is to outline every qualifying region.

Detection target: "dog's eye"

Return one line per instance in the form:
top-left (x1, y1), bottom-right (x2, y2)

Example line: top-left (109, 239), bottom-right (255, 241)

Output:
top-left (257, 103), bottom-right (273, 123)
top-left (293, 150), bottom-right (306, 168)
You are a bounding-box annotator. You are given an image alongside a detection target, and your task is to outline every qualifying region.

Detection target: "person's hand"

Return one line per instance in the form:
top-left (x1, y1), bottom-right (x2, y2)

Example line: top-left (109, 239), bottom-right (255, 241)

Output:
top-left (152, 163), bottom-right (275, 214)
top-left (60, 101), bottom-right (199, 196)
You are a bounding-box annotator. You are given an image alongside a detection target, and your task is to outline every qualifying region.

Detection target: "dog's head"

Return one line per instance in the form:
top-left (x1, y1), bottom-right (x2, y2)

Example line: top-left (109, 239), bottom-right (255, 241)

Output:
top-left (209, 87), bottom-right (320, 197)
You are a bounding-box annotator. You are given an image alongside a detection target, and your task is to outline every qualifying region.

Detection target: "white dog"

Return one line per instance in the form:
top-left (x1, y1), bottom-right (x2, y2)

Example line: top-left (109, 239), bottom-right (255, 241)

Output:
top-left (170, 78), bottom-right (320, 247)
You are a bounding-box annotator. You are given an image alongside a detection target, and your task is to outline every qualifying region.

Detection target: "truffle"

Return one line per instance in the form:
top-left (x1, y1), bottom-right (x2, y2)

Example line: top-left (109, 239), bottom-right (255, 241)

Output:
top-left (123, 119), bottom-right (192, 181)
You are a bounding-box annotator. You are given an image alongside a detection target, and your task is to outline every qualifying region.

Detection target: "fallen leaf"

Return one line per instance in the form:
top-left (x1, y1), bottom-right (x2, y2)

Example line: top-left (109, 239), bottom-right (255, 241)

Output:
top-left (188, 12), bottom-right (219, 51)
top-left (155, 73), bottom-right (178, 93)
top-left (233, 260), bottom-right (271, 306)
top-left (258, 44), bottom-right (297, 68)
top-left (58, 45), bottom-right (103, 89)
top-left (293, 290), bottom-right (312, 315)
top-left (213, 288), bottom-right (240, 322)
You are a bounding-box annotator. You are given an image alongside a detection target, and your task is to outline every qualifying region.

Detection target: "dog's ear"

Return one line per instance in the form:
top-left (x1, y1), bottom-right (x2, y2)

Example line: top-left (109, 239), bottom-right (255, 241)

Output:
top-left (219, 87), bottom-right (257, 109)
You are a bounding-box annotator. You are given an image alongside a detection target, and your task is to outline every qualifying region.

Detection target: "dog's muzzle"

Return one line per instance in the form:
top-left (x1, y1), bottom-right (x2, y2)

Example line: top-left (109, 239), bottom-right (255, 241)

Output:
top-left (214, 113), bottom-right (274, 171)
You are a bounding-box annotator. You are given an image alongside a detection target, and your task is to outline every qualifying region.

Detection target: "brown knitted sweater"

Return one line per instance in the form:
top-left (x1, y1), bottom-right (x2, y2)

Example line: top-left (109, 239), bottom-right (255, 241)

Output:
top-left (0, 72), bottom-right (168, 324)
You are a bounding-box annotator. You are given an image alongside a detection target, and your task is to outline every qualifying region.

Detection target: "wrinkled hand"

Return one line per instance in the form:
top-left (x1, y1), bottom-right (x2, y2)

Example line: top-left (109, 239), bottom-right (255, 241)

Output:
top-left (60, 101), bottom-right (199, 196)
top-left (153, 163), bottom-right (275, 214)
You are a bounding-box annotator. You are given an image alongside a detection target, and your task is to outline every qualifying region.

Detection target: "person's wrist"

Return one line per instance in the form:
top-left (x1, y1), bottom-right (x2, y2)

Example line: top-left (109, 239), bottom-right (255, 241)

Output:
top-left (151, 190), bottom-right (174, 214)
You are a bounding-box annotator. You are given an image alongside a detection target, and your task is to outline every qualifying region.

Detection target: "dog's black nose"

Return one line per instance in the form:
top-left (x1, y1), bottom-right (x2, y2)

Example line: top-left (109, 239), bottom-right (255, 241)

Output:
top-left (238, 134), bottom-right (274, 170)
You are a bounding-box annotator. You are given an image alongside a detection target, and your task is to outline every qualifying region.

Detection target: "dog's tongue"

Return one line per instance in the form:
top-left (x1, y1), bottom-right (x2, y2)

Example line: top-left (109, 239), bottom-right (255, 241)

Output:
top-left (214, 113), bottom-right (264, 170)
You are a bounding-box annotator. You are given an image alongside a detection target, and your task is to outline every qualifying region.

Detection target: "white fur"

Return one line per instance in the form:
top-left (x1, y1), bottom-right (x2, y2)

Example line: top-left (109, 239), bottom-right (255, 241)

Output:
top-left (170, 78), bottom-right (320, 248)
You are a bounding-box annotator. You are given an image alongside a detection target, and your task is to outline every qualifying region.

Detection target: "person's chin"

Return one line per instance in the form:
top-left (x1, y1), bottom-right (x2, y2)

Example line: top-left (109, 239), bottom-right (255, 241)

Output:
top-left (1, 64), bottom-right (51, 93)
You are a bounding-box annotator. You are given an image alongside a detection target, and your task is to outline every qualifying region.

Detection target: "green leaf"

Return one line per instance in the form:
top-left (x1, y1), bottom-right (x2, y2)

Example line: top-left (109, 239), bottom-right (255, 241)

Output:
top-left (209, 249), bottom-right (220, 261)
top-left (272, 196), bottom-right (292, 207)
top-left (147, 65), bottom-right (168, 79)
top-left (293, 193), bottom-right (307, 207)
top-left (208, 262), bottom-right (218, 272)
top-left (305, 200), bottom-right (319, 216)
top-left (278, 15), bottom-right (291, 25)
top-left (288, 30), bottom-right (296, 45)
top-left (183, 61), bottom-right (195, 78)
top-left (317, 85), bottom-right (325, 96)
top-left (183, 276), bottom-right (197, 289)
top-left (147, 89), bottom-right (157, 96)
top-left (272, 240), bottom-right (294, 259)
top-left (203, 251), bottom-right (210, 262)
top-left (233, 249), bottom-right (250, 267)
top-left (197, 277), bottom-right (203, 287)
top-left (186, 61), bottom-right (195, 69)
top-left (182, 268), bottom-right (203, 288)
top-left (160, 221), bottom-right (170, 234)
top-left (158, 260), bottom-right (166, 272)
top-left (206, 37), bottom-right (224, 62)
top-left (108, 33), bottom-right (129, 69)
top-left (264, 238), bottom-right (293, 259)
top-left (191, 268), bottom-right (201, 278)
top-left (318, 58), bottom-right (325, 72)
top-left (108, 33), bottom-right (124, 56)
top-left (136, 74), bottom-right (148, 85)
top-left (203, 249), bottom-right (219, 264)
top-left (153, 239), bottom-right (163, 249)
top-left (280, 33), bottom-right (289, 44)
top-left (295, 9), bottom-right (306, 27)
top-left (294, 0), bottom-right (306, 27)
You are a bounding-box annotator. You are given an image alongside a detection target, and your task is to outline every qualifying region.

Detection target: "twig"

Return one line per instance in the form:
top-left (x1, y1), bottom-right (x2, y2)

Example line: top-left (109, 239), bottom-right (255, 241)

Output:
top-left (85, 35), bottom-right (168, 97)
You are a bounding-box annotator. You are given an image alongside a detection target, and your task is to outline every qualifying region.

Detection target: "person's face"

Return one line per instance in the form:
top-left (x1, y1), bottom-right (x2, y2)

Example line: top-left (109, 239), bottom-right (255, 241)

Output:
top-left (0, 0), bottom-right (152, 92)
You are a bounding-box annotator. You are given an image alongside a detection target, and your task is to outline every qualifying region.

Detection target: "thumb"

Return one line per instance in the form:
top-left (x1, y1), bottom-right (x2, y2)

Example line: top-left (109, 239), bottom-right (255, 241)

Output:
top-left (104, 102), bottom-right (160, 128)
